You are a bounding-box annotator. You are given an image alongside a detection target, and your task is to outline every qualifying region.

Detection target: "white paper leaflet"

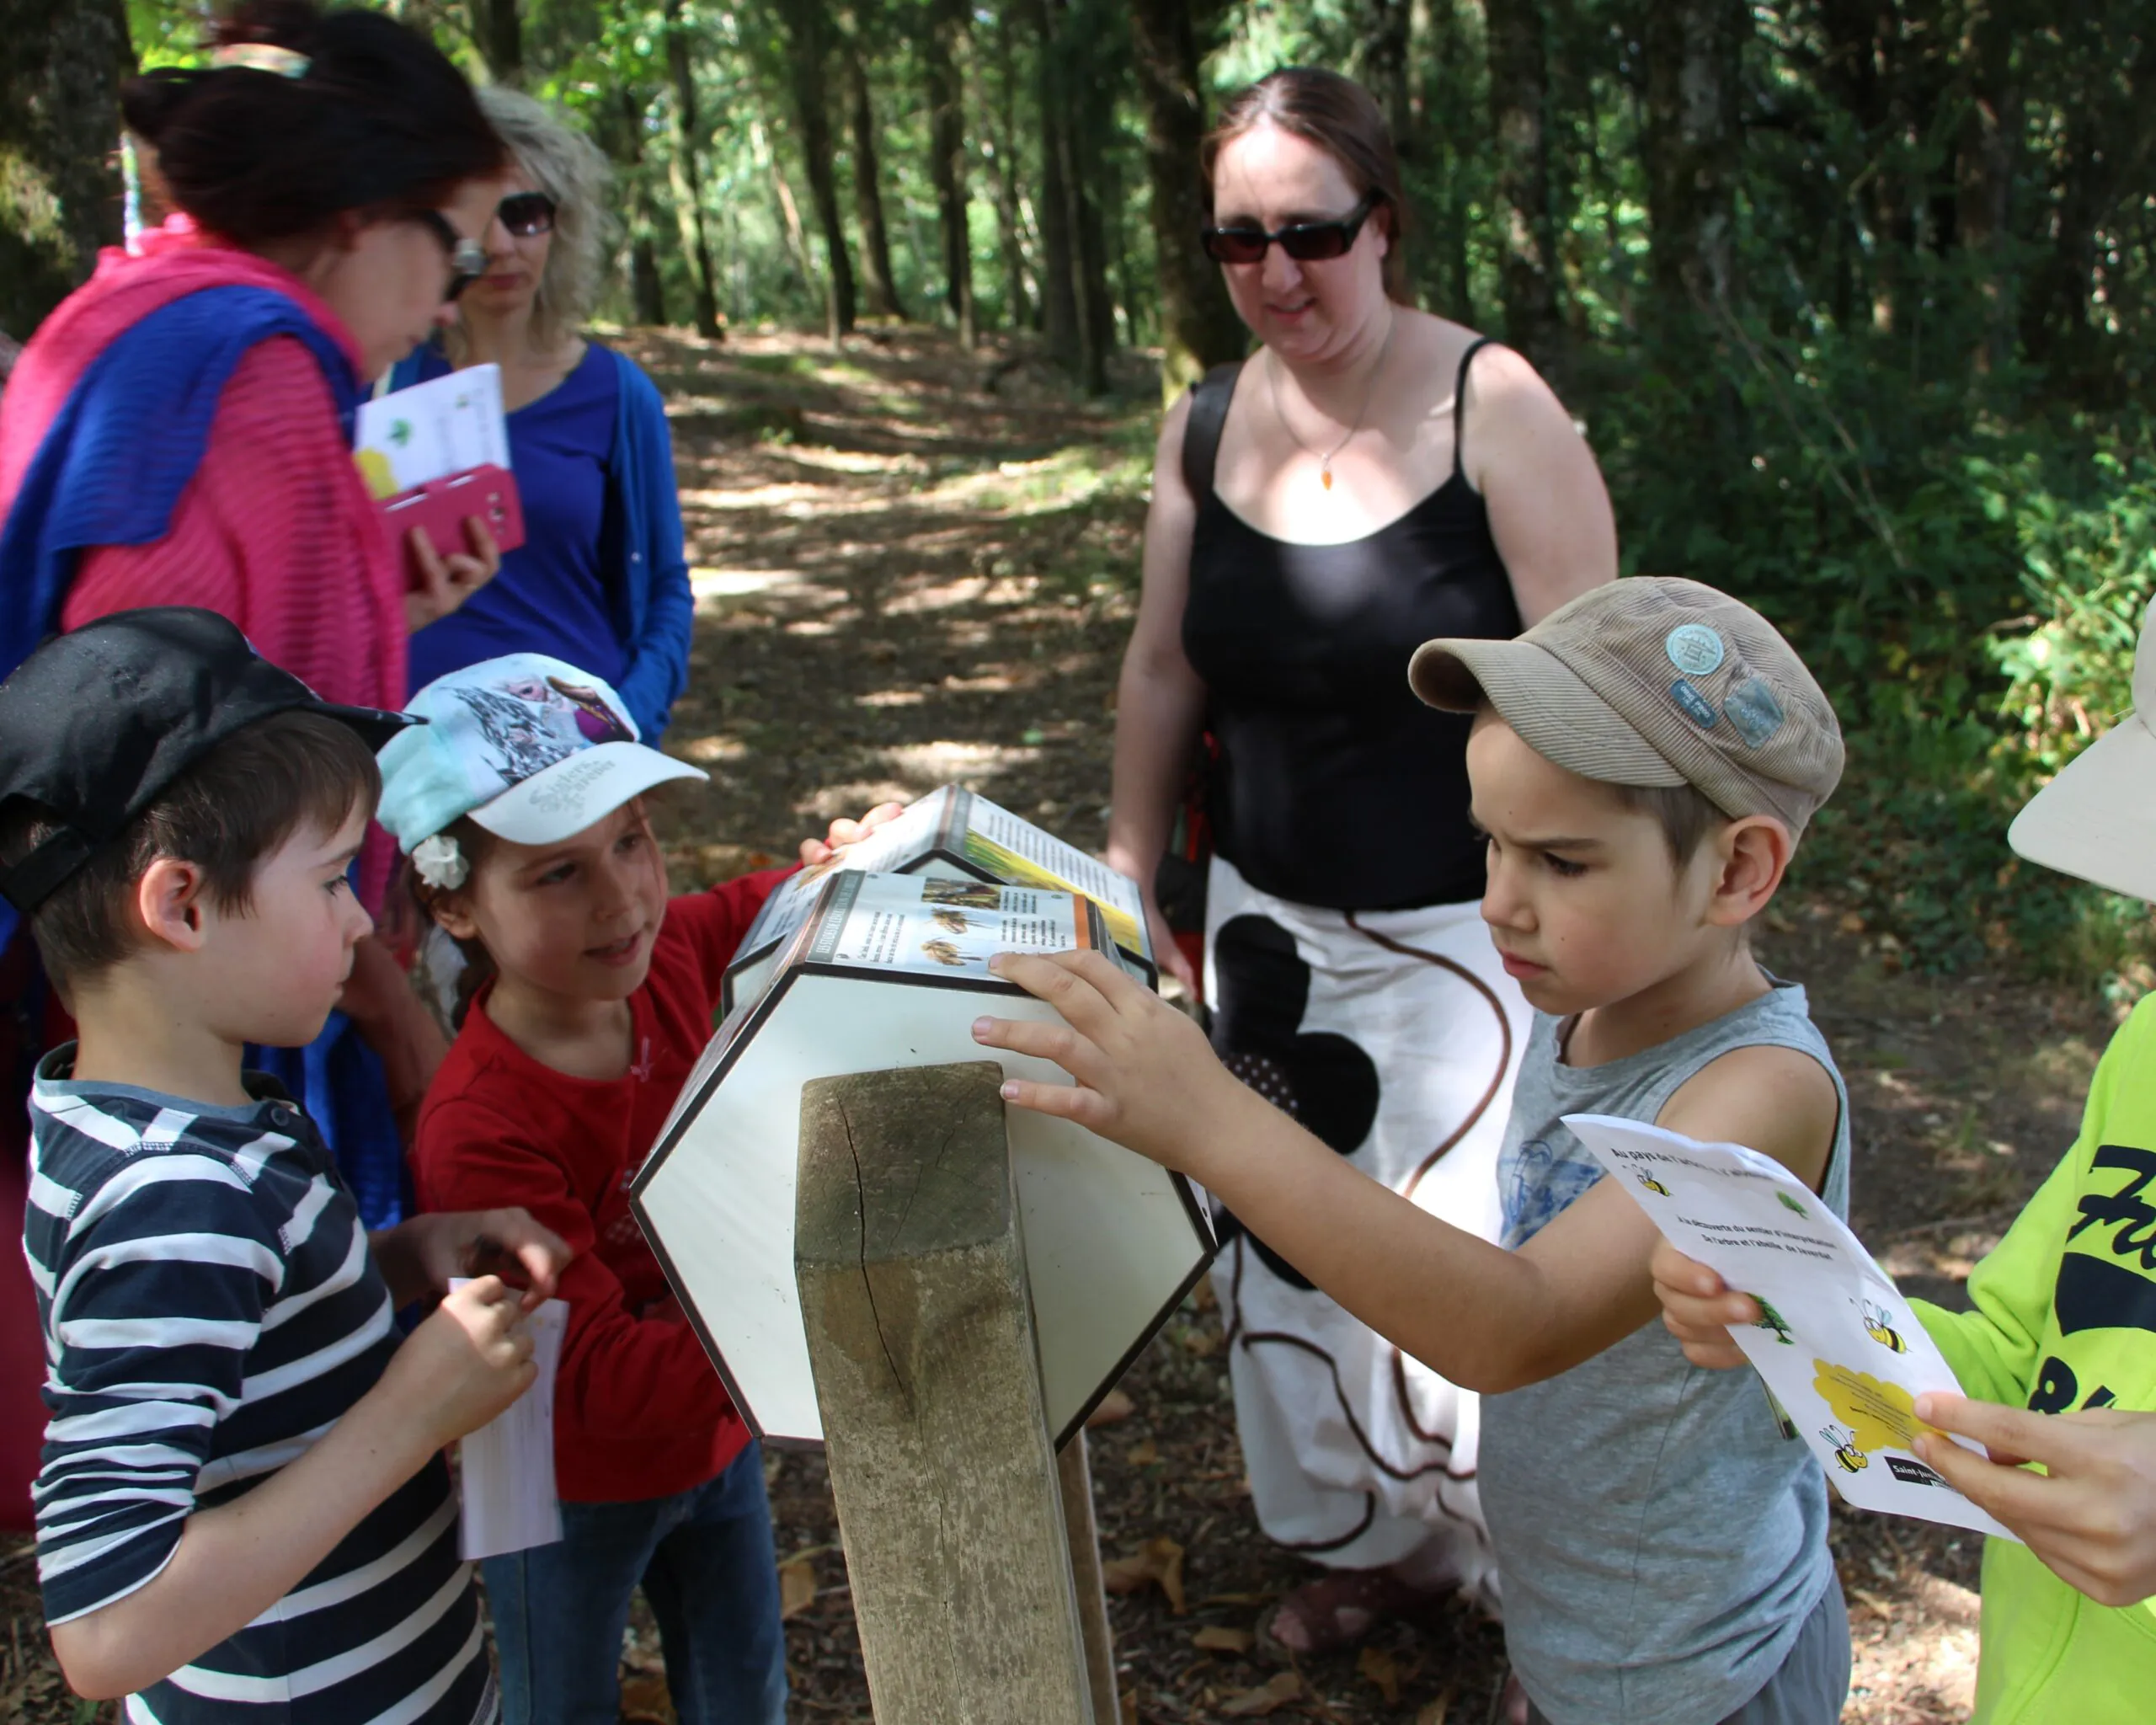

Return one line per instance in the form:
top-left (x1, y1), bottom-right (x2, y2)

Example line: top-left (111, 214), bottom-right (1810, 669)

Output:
top-left (355, 363), bottom-right (511, 497)
top-left (1563, 1114), bottom-right (2016, 1540)
top-left (451, 1287), bottom-right (569, 1561)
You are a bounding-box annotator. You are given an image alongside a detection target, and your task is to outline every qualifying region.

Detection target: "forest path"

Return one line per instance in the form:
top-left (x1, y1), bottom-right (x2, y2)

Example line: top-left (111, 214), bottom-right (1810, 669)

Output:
top-left (0, 327), bottom-right (2116, 1723)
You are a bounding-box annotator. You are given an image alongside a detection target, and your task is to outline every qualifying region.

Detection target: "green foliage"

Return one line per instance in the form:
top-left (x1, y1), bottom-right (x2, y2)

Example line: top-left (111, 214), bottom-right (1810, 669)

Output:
top-left (95, 0), bottom-right (2156, 988)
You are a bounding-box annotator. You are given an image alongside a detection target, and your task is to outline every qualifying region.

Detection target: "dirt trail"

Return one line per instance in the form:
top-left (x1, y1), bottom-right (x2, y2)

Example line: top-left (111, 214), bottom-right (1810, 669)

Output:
top-left (0, 328), bottom-right (2124, 1724)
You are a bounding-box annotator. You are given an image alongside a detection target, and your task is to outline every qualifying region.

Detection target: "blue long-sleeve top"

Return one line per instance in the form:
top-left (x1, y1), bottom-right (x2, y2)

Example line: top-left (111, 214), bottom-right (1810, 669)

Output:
top-left (394, 340), bottom-right (695, 740)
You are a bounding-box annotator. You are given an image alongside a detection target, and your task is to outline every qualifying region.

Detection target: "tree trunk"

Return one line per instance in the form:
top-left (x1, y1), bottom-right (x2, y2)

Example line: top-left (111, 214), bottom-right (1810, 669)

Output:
top-left (755, 113), bottom-right (819, 295)
top-left (981, 7), bottom-right (1035, 332)
top-left (1054, 0), bottom-right (1114, 393)
top-left (1025, 0), bottom-right (1081, 371)
top-left (1641, 0), bottom-right (1745, 311)
top-left (1420, 0), bottom-right (1476, 323)
top-left (781, 0), bottom-right (857, 340)
top-left (844, 39), bottom-right (905, 319)
top-left (1358, 0), bottom-right (1413, 144)
top-left (924, 0), bottom-right (977, 348)
top-left (663, 0), bottom-right (723, 339)
top-left (468, 0), bottom-right (521, 83)
top-left (602, 86), bottom-right (668, 326)
top-left (1131, 0), bottom-right (1244, 398)
top-left (1485, 0), bottom-right (1564, 380)
top-left (1952, 0), bottom-right (2018, 371)
top-left (0, 0), bottom-right (130, 339)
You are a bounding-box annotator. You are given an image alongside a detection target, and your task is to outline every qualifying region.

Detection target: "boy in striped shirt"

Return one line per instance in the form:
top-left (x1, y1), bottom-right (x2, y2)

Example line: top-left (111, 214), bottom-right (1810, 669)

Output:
top-left (0, 609), bottom-right (569, 1723)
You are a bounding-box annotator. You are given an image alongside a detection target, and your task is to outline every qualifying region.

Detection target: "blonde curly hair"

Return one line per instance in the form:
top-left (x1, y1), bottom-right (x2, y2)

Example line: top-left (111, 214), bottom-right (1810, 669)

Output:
top-left (458, 86), bottom-right (614, 353)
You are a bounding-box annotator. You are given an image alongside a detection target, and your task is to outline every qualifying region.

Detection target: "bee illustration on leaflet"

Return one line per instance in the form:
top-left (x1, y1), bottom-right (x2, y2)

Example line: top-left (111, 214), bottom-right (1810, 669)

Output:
top-left (1861, 1299), bottom-right (1909, 1354)
top-left (1821, 1423), bottom-right (1869, 1475)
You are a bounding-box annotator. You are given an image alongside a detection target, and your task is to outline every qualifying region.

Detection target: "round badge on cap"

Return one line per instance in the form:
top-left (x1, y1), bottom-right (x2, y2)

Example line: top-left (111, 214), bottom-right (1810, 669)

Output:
top-left (1665, 623), bottom-right (1726, 677)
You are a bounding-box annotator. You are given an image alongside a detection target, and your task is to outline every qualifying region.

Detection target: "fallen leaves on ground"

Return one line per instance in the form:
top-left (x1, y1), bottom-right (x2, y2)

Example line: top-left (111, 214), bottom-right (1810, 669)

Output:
top-left (1193, 1624), bottom-right (1255, 1653)
top-left (1088, 1386), bottom-right (1136, 1426)
top-left (1360, 1644), bottom-right (1401, 1705)
top-left (779, 1552), bottom-right (818, 1620)
top-left (1103, 1535), bottom-right (1185, 1615)
top-left (1220, 1671), bottom-right (1304, 1716)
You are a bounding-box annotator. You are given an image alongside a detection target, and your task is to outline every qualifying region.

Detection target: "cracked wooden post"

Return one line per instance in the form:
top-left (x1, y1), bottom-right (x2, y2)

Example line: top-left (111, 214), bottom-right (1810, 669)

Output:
top-left (796, 1060), bottom-right (1101, 1725)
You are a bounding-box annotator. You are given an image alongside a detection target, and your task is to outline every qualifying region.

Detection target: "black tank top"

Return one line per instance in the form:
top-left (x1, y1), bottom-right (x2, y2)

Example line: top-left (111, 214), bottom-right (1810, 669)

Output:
top-left (1180, 338), bottom-right (1522, 911)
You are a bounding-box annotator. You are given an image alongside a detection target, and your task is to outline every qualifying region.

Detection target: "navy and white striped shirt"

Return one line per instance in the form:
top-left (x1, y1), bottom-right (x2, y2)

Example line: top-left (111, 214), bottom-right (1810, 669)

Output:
top-left (24, 1049), bottom-right (494, 1724)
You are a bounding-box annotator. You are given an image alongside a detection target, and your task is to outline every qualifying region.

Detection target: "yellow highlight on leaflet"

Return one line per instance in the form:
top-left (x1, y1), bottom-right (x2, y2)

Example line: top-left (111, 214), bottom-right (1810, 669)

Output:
top-left (354, 447), bottom-right (401, 501)
top-left (1812, 1359), bottom-right (1940, 1454)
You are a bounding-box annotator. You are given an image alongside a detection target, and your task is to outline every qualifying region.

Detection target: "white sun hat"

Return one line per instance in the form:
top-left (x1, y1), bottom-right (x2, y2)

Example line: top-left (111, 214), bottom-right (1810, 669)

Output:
top-left (2007, 601), bottom-right (2156, 904)
top-left (376, 653), bottom-right (707, 855)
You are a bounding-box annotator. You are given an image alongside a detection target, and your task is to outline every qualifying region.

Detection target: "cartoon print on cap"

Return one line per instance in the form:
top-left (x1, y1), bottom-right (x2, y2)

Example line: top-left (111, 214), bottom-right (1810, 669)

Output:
top-left (451, 685), bottom-right (583, 785)
top-left (456, 672), bottom-right (636, 788)
top-left (547, 676), bottom-right (635, 746)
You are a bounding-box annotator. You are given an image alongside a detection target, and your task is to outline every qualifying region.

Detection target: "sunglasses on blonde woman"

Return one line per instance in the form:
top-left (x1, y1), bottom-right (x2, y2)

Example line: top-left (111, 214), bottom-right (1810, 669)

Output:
top-left (1200, 192), bottom-right (1380, 265)
top-left (496, 191), bottom-right (557, 238)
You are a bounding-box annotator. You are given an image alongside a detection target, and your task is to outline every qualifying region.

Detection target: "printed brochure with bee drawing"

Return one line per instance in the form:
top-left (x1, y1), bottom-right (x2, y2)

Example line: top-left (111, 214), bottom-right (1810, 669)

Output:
top-left (1565, 1113), bottom-right (2016, 1540)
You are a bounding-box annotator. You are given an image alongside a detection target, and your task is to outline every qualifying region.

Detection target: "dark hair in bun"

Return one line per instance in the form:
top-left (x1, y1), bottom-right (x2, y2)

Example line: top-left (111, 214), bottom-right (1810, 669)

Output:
top-left (120, 0), bottom-right (504, 245)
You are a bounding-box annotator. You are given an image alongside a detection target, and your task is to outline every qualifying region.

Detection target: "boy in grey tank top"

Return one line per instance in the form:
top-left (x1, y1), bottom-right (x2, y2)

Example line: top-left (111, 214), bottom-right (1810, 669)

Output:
top-left (974, 578), bottom-right (1853, 1724)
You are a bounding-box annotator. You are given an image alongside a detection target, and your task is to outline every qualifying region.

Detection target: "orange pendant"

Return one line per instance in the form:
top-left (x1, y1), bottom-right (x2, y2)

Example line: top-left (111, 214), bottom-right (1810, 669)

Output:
top-left (1321, 467), bottom-right (1333, 491)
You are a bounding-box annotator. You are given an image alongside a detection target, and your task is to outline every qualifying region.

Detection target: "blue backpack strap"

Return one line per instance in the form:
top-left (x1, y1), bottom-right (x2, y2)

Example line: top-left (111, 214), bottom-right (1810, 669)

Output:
top-left (0, 285), bottom-right (361, 681)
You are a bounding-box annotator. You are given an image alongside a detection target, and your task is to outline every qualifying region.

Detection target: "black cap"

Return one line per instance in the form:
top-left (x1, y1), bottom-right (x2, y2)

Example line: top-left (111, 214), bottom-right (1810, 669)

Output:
top-left (0, 608), bottom-right (418, 915)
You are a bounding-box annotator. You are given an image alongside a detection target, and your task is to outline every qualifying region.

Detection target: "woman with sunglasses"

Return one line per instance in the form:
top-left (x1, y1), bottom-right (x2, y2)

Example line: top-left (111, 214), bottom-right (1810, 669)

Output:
top-left (0, 2), bottom-right (510, 1254)
top-left (388, 88), bottom-right (696, 745)
top-left (1103, 67), bottom-right (1616, 1677)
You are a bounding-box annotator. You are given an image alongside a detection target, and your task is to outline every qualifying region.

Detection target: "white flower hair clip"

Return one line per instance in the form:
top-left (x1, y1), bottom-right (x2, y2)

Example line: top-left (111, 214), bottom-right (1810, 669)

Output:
top-left (412, 833), bottom-right (469, 891)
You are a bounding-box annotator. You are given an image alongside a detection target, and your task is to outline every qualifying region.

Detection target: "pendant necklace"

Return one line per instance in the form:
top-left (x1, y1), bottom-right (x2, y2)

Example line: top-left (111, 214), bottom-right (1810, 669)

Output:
top-left (1269, 314), bottom-right (1396, 492)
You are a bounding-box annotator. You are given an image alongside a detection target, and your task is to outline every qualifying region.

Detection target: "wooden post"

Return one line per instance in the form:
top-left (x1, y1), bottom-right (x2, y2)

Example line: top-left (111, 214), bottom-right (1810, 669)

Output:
top-left (1059, 1430), bottom-right (1120, 1722)
top-left (797, 1061), bottom-right (1096, 1725)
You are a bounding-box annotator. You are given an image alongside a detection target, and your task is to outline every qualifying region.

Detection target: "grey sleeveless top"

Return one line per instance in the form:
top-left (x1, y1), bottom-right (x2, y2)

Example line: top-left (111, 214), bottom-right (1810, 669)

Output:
top-left (1478, 980), bottom-right (1850, 1725)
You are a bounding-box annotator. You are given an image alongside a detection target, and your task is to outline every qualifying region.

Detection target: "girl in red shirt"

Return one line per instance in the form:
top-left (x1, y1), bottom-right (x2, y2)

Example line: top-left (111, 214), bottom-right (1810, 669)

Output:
top-left (376, 650), bottom-right (893, 1725)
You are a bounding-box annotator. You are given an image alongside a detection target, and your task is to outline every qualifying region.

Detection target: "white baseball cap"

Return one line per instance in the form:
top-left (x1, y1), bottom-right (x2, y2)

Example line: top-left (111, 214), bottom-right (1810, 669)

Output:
top-left (376, 653), bottom-right (706, 851)
top-left (2007, 603), bottom-right (2156, 904)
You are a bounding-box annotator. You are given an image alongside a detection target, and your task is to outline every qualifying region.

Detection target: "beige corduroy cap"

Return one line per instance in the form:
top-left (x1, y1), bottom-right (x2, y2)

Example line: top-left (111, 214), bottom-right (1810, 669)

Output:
top-left (1407, 576), bottom-right (1845, 833)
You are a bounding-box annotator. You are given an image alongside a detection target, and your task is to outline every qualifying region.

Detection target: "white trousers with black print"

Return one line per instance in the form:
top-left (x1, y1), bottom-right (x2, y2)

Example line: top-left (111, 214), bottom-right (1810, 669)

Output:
top-left (1203, 854), bottom-right (1530, 1608)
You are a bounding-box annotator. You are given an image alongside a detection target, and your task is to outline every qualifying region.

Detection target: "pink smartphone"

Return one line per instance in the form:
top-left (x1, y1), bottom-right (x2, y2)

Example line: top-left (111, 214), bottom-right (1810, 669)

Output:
top-left (379, 463), bottom-right (526, 586)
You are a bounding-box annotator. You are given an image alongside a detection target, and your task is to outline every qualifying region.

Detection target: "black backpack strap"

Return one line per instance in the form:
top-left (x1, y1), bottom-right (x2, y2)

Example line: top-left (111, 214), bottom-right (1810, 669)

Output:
top-left (1180, 359), bottom-right (1245, 499)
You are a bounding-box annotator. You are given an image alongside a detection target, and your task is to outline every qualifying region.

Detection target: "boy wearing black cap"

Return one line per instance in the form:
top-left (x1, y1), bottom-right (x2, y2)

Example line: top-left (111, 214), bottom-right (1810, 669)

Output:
top-left (979, 578), bottom-right (1854, 1723)
top-left (0, 609), bottom-right (568, 1722)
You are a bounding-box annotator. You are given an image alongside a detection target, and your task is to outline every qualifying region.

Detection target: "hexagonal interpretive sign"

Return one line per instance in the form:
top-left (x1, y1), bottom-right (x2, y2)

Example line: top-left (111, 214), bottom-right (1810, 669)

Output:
top-left (631, 869), bottom-right (1215, 1446)
top-left (720, 784), bottom-right (1155, 1013)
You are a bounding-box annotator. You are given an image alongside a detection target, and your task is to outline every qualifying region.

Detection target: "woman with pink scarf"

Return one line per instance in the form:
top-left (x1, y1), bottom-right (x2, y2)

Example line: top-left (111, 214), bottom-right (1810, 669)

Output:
top-left (0, 0), bottom-right (510, 1220)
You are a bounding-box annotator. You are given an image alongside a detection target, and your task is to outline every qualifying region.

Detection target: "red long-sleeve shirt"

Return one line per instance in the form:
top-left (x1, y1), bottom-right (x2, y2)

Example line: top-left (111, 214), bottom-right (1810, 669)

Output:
top-left (412, 871), bottom-right (789, 1502)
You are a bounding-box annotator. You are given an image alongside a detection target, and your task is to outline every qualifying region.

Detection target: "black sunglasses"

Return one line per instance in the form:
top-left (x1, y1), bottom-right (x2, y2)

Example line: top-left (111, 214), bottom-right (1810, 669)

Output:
top-left (1201, 192), bottom-right (1381, 265)
top-left (410, 209), bottom-right (488, 302)
top-left (497, 191), bottom-right (557, 238)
